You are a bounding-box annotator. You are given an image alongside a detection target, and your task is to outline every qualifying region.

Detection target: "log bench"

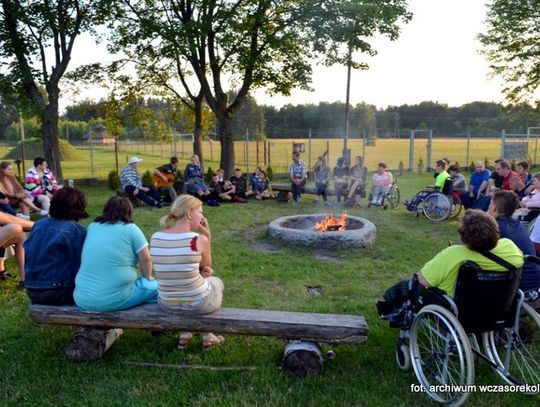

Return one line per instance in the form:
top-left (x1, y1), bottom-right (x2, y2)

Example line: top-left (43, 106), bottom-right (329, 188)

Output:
top-left (271, 183), bottom-right (366, 202)
top-left (29, 304), bottom-right (368, 376)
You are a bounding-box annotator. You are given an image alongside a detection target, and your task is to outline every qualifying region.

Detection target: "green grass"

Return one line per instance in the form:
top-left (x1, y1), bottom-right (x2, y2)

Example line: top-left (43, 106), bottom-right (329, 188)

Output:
top-left (0, 172), bottom-right (538, 406)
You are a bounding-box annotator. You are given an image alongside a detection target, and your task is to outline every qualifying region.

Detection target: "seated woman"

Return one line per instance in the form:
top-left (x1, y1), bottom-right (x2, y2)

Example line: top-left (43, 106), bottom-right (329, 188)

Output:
top-left (381, 210), bottom-right (524, 312)
top-left (489, 190), bottom-right (540, 301)
top-left (333, 158), bottom-right (349, 203)
top-left (405, 160), bottom-right (451, 212)
top-left (150, 195), bottom-right (224, 350)
top-left (254, 170), bottom-right (273, 200)
top-left (520, 173), bottom-right (540, 209)
top-left (24, 187), bottom-right (88, 305)
top-left (0, 223), bottom-right (27, 287)
top-left (313, 155), bottom-right (329, 204)
top-left (0, 161), bottom-right (46, 217)
top-left (370, 162), bottom-right (393, 206)
top-left (74, 197), bottom-right (157, 312)
top-left (345, 156), bottom-right (367, 206)
top-left (184, 155), bottom-right (211, 200)
top-left (211, 169), bottom-right (235, 202)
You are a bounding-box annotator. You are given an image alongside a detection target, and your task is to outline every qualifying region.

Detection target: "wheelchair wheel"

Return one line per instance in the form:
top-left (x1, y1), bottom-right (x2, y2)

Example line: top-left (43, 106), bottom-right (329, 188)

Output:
top-left (483, 302), bottom-right (540, 391)
top-left (367, 188), bottom-right (374, 208)
top-left (396, 342), bottom-right (411, 371)
top-left (409, 304), bottom-right (474, 407)
top-left (449, 194), bottom-right (462, 219)
top-left (423, 194), bottom-right (451, 222)
top-left (386, 186), bottom-right (400, 210)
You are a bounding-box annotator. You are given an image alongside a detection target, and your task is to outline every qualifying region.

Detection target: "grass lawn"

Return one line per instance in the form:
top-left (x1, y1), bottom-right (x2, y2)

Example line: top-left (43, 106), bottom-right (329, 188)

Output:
top-left (0, 171), bottom-right (538, 406)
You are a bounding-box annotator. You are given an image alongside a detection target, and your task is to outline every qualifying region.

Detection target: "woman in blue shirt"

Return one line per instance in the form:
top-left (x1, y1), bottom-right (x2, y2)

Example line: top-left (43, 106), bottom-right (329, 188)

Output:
top-left (24, 187), bottom-right (88, 304)
top-left (74, 197), bottom-right (157, 312)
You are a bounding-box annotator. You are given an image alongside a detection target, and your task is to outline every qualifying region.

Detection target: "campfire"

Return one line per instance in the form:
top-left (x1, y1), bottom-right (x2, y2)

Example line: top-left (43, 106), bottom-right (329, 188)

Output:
top-left (314, 212), bottom-right (348, 232)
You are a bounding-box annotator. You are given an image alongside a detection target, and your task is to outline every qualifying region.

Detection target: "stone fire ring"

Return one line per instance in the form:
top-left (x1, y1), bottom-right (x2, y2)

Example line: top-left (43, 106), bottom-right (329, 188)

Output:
top-left (267, 214), bottom-right (376, 249)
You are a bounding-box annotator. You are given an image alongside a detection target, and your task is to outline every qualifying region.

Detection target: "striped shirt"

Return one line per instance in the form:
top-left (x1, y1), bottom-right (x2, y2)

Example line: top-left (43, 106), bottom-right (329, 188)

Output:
top-left (150, 231), bottom-right (210, 310)
top-left (120, 166), bottom-right (142, 189)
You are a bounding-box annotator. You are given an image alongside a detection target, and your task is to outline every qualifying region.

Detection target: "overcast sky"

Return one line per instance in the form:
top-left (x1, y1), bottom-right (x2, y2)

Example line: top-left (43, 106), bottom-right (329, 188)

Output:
top-left (65, 0), bottom-right (504, 110)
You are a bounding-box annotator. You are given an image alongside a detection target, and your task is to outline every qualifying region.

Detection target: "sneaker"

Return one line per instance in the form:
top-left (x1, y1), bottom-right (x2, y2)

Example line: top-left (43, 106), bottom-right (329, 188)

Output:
top-left (39, 210), bottom-right (48, 216)
top-left (16, 213), bottom-right (30, 220)
top-left (155, 201), bottom-right (163, 208)
top-left (18, 280), bottom-right (25, 289)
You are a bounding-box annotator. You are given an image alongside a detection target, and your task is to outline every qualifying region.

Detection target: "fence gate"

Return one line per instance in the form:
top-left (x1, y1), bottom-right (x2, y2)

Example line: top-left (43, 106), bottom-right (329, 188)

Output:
top-left (501, 130), bottom-right (529, 162)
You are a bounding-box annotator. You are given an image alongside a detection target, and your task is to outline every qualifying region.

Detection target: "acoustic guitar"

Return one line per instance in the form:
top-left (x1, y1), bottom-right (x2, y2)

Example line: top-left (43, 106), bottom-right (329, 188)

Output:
top-left (152, 172), bottom-right (177, 188)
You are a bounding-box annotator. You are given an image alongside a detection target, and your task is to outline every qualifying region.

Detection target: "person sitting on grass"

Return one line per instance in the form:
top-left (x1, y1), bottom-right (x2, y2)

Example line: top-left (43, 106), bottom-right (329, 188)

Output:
top-left (248, 167), bottom-right (262, 197)
top-left (488, 190), bottom-right (540, 302)
top-left (380, 209), bottom-right (524, 314)
top-left (0, 161), bottom-right (45, 218)
top-left (74, 197), bottom-right (158, 312)
top-left (150, 195), bottom-right (225, 350)
top-left (210, 170), bottom-right (235, 202)
top-left (25, 157), bottom-right (58, 213)
top-left (370, 162), bottom-right (393, 206)
top-left (405, 159), bottom-right (451, 212)
top-left (120, 156), bottom-right (162, 208)
top-left (254, 170), bottom-right (273, 200)
top-left (229, 168), bottom-right (249, 202)
top-left (24, 187), bottom-right (88, 305)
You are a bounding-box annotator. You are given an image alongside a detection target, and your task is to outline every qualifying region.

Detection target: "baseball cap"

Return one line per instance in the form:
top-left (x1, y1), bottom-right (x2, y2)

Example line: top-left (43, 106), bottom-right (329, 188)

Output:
top-left (128, 156), bottom-right (143, 164)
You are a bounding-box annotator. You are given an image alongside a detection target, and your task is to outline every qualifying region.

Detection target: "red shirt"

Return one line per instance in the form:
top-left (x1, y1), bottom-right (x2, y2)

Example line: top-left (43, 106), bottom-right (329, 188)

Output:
top-left (502, 171), bottom-right (520, 190)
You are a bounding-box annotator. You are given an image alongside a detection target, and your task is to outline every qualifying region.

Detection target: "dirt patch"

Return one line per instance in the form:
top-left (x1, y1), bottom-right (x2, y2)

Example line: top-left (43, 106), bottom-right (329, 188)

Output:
top-left (313, 250), bottom-right (346, 262)
top-left (246, 225), bottom-right (281, 253)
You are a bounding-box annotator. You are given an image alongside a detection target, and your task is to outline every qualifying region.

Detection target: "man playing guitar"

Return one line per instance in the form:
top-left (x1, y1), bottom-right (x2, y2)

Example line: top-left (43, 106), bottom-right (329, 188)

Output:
top-left (152, 156), bottom-right (184, 203)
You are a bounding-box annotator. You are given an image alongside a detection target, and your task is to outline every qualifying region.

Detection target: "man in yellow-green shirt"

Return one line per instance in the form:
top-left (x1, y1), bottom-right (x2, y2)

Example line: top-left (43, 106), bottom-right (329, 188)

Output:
top-left (417, 209), bottom-right (523, 296)
top-left (405, 160), bottom-right (452, 212)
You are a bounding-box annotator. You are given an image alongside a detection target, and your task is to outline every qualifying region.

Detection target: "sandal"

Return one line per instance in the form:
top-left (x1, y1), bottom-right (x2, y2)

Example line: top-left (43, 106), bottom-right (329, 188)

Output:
top-left (202, 333), bottom-right (225, 350)
top-left (0, 270), bottom-right (14, 280)
top-left (177, 332), bottom-right (193, 349)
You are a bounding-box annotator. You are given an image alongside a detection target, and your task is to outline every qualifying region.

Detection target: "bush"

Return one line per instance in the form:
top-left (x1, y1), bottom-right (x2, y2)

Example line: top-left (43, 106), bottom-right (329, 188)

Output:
top-left (108, 170), bottom-right (120, 191)
top-left (484, 157), bottom-right (490, 169)
top-left (469, 161), bottom-right (475, 173)
top-left (266, 165), bottom-right (274, 181)
top-left (142, 170), bottom-right (153, 186)
top-left (510, 160), bottom-right (516, 171)
top-left (453, 161), bottom-right (460, 169)
top-left (4, 139), bottom-right (85, 161)
top-left (398, 160), bottom-right (404, 176)
top-left (205, 167), bottom-right (215, 185)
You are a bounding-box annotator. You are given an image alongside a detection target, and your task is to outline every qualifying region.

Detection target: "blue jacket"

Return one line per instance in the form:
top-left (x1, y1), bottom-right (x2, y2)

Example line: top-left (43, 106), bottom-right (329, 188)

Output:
top-left (24, 217), bottom-right (87, 289)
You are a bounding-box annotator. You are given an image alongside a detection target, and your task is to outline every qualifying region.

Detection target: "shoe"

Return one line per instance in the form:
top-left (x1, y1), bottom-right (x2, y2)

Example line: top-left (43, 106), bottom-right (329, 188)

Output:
top-left (177, 332), bottom-right (193, 349)
top-left (16, 213), bottom-right (30, 220)
top-left (39, 210), bottom-right (48, 216)
top-left (0, 270), bottom-right (14, 280)
top-left (202, 333), bottom-right (225, 350)
top-left (18, 280), bottom-right (25, 289)
top-left (155, 201), bottom-right (163, 208)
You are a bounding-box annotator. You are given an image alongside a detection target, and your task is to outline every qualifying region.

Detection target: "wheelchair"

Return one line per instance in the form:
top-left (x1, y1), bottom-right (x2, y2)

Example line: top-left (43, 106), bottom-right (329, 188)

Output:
top-left (406, 179), bottom-right (462, 222)
top-left (377, 260), bottom-right (540, 407)
top-left (367, 182), bottom-right (400, 209)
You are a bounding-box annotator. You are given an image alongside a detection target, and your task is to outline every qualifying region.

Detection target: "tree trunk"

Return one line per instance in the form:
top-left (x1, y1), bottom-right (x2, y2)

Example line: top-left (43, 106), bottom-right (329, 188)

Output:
top-left (40, 91), bottom-right (63, 182)
top-left (192, 95), bottom-right (204, 162)
top-left (216, 108), bottom-right (235, 177)
top-left (64, 328), bottom-right (124, 363)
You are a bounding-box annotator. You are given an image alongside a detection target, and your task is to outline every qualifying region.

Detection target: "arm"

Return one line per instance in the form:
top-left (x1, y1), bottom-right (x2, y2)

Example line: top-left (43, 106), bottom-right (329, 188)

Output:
top-left (137, 246), bottom-right (154, 280)
top-left (197, 217), bottom-right (213, 275)
top-left (153, 168), bottom-right (168, 182)
top-left (416, 271), bottom-right (431, 288)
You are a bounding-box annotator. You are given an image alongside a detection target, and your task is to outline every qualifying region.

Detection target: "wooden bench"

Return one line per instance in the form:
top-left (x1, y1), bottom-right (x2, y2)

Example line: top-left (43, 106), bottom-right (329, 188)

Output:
top-left (271, 183), bottom-right (366, 201)
top-left (29, 304), bottom-right (368, 376)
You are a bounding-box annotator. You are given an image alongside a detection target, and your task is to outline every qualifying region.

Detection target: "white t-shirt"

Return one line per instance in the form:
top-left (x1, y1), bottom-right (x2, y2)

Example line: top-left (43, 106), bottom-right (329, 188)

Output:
top-left (372, 171), bottom-right (393, 187)
top-left (531, 215), bottom-right (540, 243)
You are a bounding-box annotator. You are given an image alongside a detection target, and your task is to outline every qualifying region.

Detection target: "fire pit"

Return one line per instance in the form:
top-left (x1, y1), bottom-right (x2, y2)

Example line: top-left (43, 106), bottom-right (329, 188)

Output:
top-left (268, 213), bottom-right (376, 249)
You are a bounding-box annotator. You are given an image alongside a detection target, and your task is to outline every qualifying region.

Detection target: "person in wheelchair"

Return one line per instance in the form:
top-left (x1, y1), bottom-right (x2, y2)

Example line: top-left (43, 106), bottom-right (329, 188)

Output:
top-left (379, 209), bottom-right (524, 320)
top-left (489, 190), bottom-right (540, 302)
top-left (404, 159), bottom-right (451, 212)
top-left (369, 162), bottom-right (393, 206)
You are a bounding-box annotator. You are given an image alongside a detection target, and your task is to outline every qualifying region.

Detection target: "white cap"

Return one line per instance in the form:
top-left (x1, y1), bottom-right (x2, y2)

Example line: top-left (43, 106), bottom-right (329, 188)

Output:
top-left (128, 156), bottom-right (143, 165)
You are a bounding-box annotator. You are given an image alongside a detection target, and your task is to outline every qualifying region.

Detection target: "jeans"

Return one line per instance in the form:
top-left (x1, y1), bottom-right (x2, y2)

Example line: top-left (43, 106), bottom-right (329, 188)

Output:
top-left (124, 185), bottom-right (161, 207)
top-left (27, 287), bottom-right (74, 305)
top-left (291, 180), bottom-right (304, 202)
top-left (0, 203), bottom-right (17, 216)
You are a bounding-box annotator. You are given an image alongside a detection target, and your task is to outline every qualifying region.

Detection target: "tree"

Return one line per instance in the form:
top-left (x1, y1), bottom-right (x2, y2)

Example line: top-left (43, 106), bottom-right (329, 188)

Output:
top-left (0, 1), bottom-right (109, 180)
top-left (111, 0), bottom-right (410, 175)
top-left (0, 95), bottom-right (18, 141)
top-left (479, 0), bottom-right (540, 106)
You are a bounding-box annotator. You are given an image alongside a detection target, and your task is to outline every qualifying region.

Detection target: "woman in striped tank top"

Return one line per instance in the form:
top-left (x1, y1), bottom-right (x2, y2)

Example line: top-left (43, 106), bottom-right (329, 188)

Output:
top-left (150, 195), bottom-right (224, 350)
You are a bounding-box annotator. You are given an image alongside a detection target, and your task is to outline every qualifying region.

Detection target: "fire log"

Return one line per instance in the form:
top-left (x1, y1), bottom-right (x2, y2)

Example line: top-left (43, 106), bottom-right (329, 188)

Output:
top-left (64, 328), bottom-right (123, 362)
top-left (282, 341), bottom-right (323, 377)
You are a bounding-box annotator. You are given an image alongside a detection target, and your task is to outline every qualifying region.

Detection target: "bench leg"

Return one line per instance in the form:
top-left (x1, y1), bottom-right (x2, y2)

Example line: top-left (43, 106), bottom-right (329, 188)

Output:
top-left (282, 340), bottom-right (323, 377)
top-left (64, 328), bottom-right (124, 363)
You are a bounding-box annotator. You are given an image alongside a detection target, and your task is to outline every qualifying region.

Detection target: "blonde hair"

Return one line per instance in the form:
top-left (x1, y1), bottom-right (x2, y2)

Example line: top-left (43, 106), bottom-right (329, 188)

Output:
top-left (159, 195), bottom-right (202, 227)
top-left (190, 154), bottom-right (200, 164)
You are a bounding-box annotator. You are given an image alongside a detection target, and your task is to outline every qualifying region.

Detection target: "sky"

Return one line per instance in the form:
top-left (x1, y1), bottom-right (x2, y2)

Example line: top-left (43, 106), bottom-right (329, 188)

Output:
top-left (65, 0), bottom-right (505, 111)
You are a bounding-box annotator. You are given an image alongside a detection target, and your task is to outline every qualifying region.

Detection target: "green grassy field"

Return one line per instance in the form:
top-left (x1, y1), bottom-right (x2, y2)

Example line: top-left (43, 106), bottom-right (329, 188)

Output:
top-left (1, 172), bottom-right (538, 406)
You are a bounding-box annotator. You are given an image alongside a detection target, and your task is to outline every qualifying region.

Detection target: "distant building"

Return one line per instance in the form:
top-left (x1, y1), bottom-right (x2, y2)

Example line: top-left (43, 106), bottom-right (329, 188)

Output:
top-left (84, 123), bottom-right (115, 145)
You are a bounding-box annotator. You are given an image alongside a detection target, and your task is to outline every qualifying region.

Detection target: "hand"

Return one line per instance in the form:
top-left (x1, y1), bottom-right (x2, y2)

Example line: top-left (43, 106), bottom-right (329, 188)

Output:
top-left (198, 216), bottom-right (211, 237)
top-left (200, 265), bottom-right (214, 277)
top-left (0, 197), bottom-right (8, 204)
top-left (133, 188), bottom-right (139, 195)
top-left (141, 187), bottom-right (150, 192)
top-left (161, 175), bottom-right (167, 182)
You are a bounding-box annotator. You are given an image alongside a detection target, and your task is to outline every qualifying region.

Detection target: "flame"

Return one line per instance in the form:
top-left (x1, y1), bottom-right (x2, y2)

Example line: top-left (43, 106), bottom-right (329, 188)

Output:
top-left (314, 212), bottom-right (348, 232)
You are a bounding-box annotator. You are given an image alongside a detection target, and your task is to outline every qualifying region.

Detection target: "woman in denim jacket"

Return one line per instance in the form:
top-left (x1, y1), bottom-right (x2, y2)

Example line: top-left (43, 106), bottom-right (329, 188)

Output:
top-left (24, 187), bottom-right (88, 305)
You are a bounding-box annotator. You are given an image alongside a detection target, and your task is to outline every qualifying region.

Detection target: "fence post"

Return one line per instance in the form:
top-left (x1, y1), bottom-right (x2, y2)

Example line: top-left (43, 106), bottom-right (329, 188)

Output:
top-left (327, 140), bottom-right (330, 166)
top-left (535, 137), bottom-right (538, 167)
top-left (362, 129), bottom-right (366, 161)
top-left (466, 129), bottom-right (470, 169)
top-left (501, 129), bottom-right (506, 158)
top-left (114, 138), bottom-right (119, 175)
top-left (256, 141), bottom-right (260, 167)
top-left (245, 127), bottom-right (249, 174)
top-left (409, 130), bottom-right (414, 171)
top-left (426, 130), bottom-right (433, 171)
top-left (268, 141), bottom-right (271, 167)
top-left (308, 128), bottom-right (312, 170)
